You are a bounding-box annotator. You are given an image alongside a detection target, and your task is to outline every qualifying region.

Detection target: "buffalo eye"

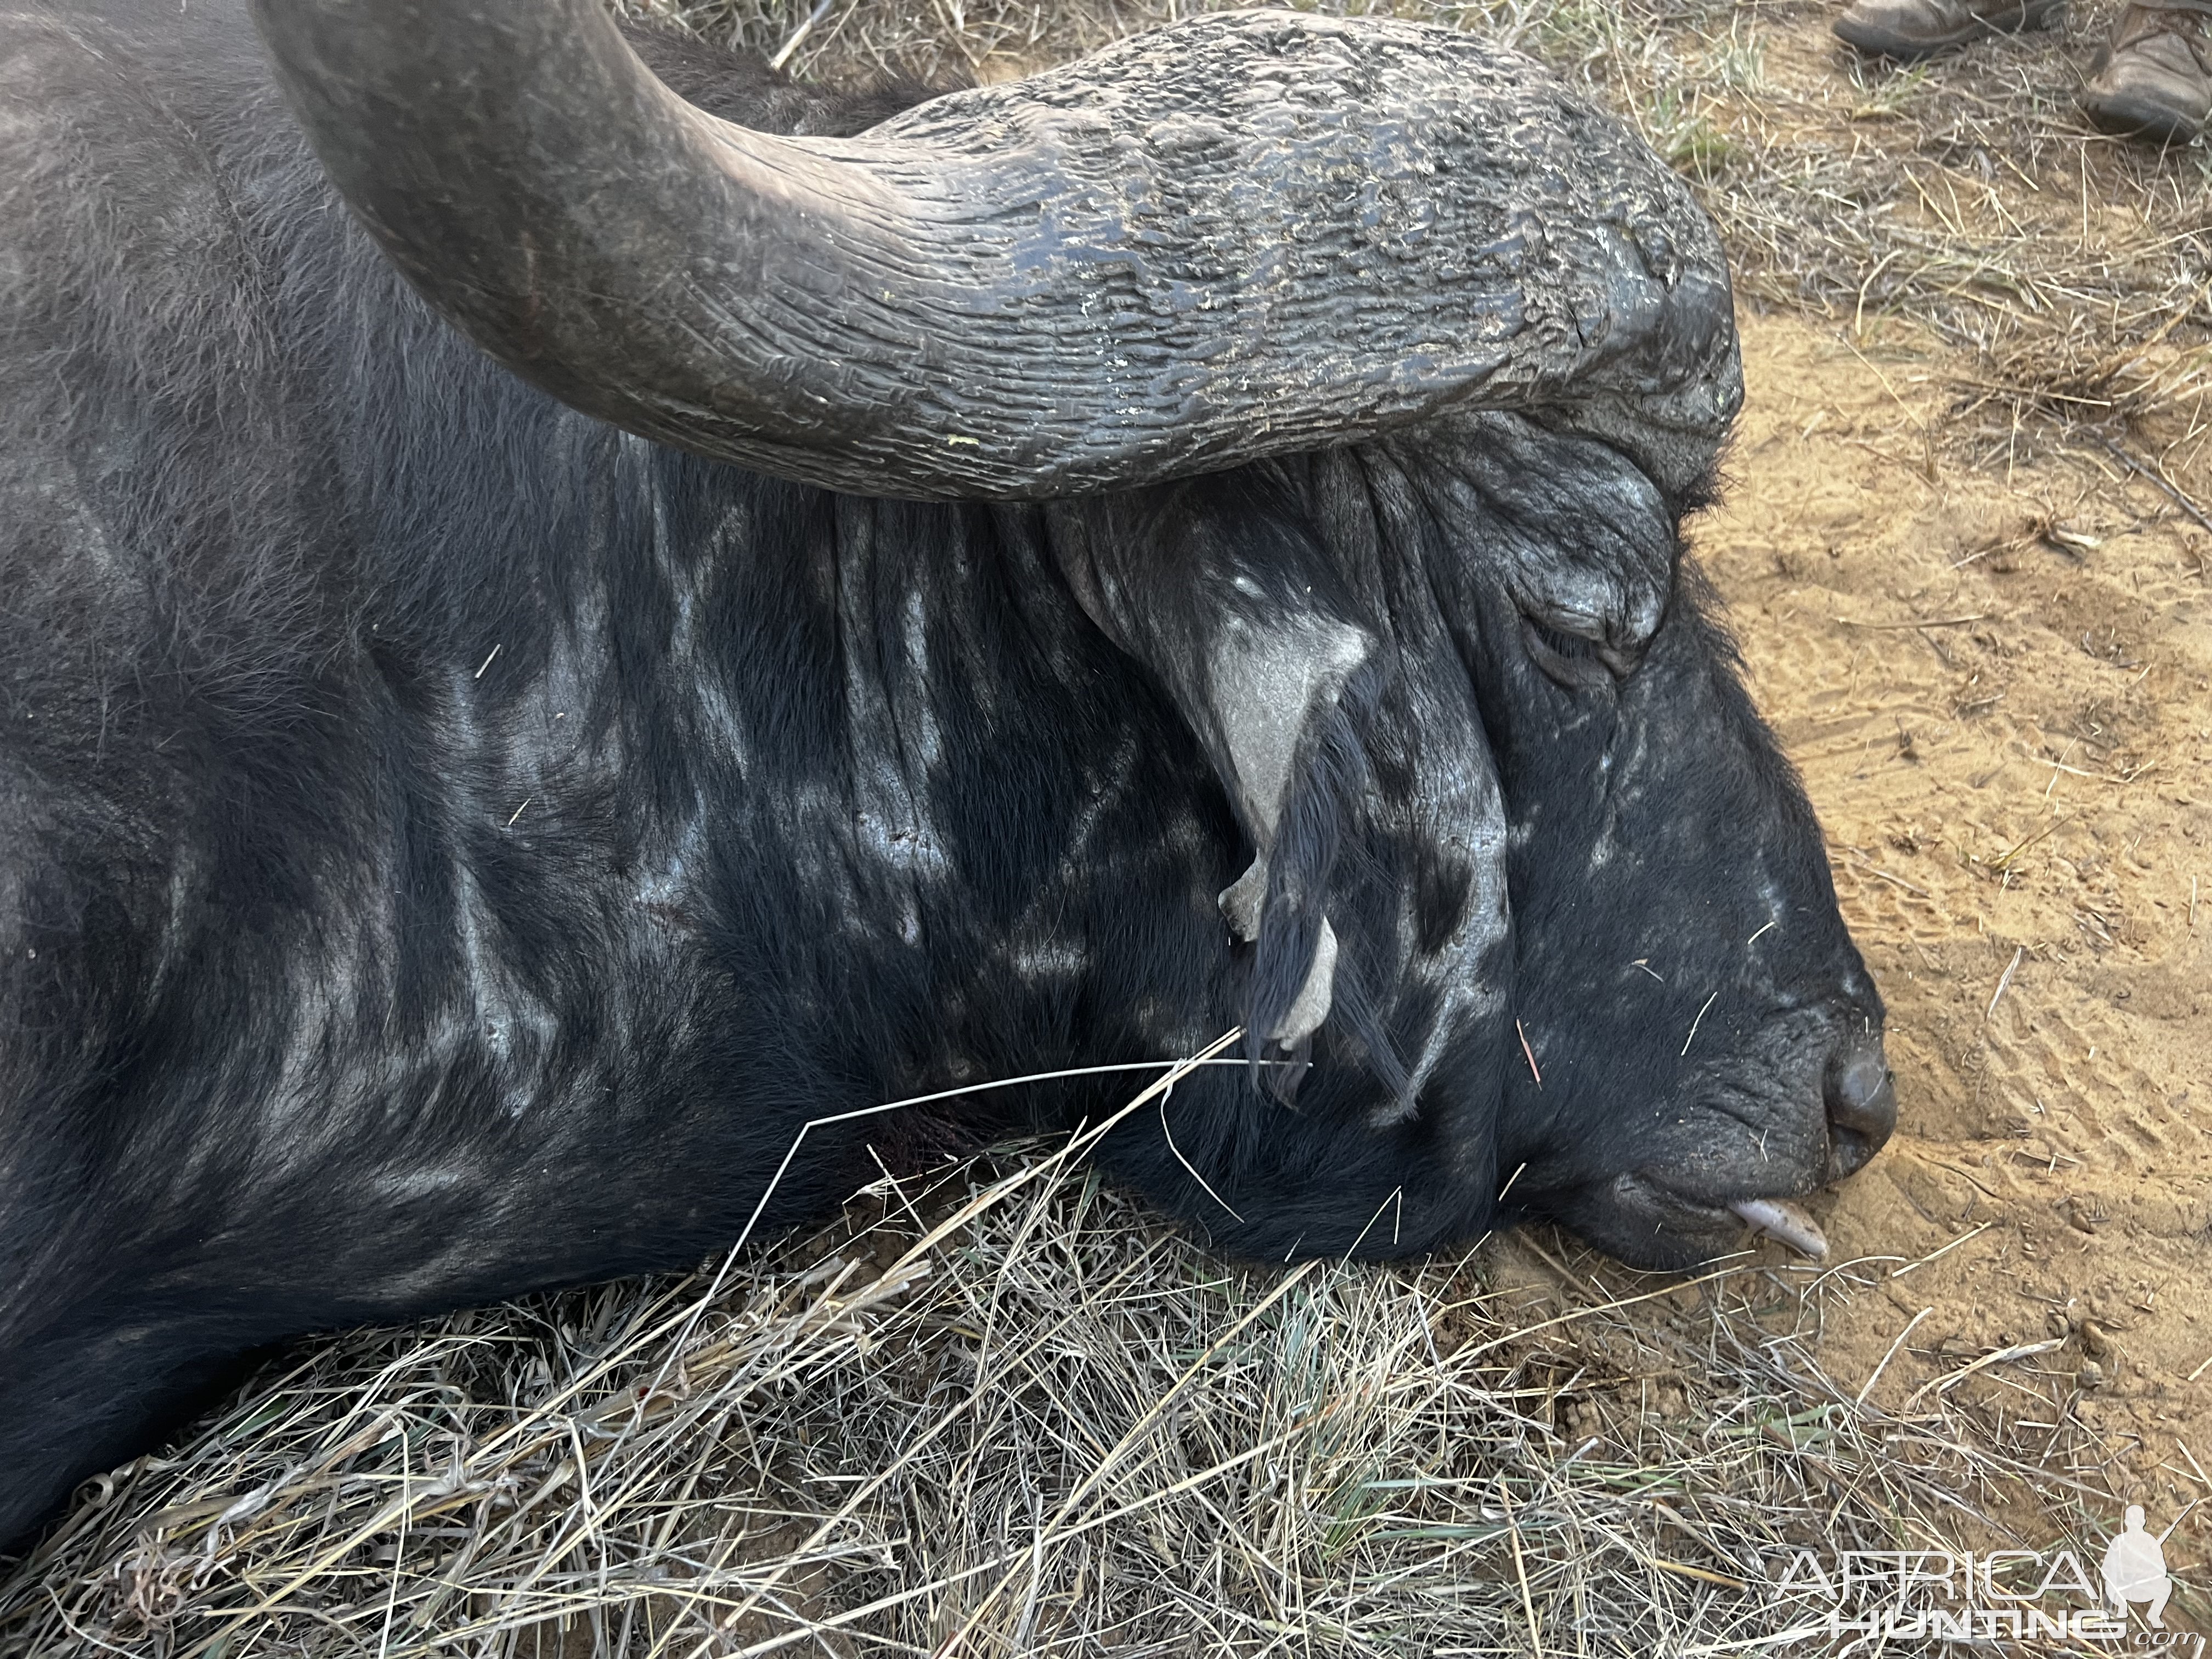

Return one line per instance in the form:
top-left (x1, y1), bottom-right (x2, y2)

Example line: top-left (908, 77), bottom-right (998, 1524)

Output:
top-left (1519, 614), bottom-right (1628, 691)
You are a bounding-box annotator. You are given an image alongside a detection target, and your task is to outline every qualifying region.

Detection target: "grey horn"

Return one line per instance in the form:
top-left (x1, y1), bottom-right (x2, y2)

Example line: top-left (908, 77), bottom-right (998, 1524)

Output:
top-left (250, 1), bottom-right (1740, 501)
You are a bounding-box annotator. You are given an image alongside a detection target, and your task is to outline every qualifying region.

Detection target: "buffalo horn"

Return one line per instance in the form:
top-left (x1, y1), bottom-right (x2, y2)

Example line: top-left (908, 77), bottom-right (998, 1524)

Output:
top-left (251, 0), bottom-right (1740, 502)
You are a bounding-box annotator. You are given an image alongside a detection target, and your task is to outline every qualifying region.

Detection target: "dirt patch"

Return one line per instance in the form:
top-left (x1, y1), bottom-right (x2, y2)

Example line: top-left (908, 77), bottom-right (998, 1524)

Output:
top-left (1703, 304), bottom-right (2209, 1497)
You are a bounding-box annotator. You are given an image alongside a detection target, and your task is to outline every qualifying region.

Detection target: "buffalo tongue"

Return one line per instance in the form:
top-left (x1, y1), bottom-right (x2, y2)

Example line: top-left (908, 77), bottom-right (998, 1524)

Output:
top-left (1728, 1198), bottom-right (1829, 1260)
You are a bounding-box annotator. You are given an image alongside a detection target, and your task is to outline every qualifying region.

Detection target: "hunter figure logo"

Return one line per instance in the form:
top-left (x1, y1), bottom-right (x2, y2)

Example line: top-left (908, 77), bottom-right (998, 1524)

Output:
top-left (2103, 1505), bottom-right (2174, 1628)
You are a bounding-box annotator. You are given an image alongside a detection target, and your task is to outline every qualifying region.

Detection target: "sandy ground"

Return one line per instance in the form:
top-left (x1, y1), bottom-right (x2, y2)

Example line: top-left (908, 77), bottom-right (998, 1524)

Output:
top-left (1666, 306), bottom-right (2209, 1504)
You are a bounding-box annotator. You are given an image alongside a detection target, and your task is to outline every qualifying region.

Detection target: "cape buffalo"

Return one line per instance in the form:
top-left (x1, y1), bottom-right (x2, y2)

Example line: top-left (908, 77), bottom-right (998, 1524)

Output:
top-left (0, 0), bottom-right (1895, 1553)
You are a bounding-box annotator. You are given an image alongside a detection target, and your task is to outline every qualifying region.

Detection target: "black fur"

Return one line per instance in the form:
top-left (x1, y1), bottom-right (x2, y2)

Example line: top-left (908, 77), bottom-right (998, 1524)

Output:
top-left (0, 0), bottom-right (1884, 1554)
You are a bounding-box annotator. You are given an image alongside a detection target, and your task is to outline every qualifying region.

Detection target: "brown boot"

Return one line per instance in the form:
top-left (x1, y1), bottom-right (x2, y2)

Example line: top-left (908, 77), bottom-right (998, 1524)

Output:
top-left (2081, 1), bottom-right (2212, 141)
top-left (1834, 0), bottom-right (2065, 58)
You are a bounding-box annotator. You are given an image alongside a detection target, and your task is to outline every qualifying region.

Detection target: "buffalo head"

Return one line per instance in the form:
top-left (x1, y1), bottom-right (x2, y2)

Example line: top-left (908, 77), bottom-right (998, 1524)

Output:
top-left (0, 0), bottom-right (1893, 1558)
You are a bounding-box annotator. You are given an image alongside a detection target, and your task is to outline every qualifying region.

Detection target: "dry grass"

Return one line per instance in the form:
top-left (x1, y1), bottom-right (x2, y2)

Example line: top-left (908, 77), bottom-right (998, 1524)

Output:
top-left (5, 5), bottom-right (2209, 1654)
top-left (0, 1053), bottom-right (2170, 1656)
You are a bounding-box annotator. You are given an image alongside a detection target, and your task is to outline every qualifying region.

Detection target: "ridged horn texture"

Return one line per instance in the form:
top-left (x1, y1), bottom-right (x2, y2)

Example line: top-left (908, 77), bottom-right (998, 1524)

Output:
top-left (250, 1), bottom-right (1741, 503)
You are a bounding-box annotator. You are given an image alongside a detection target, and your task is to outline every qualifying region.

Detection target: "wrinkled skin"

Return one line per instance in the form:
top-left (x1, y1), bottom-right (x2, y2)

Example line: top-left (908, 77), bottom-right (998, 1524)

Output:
top-left (1325, 431), bottom-right (1893, 1268)
top-left (1073, 441), bottom-right (1891, 1272)
top-left (1449, 561), bottom-right (1892, 1267)
top-left (0, 0), bottom-right (1891, 1553)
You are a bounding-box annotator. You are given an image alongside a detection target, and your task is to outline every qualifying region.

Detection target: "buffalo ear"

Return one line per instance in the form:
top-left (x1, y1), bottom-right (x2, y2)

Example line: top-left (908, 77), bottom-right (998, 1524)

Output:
top-left (1043, 463), bottom-right (1519, 1125)
top-left (1043, 477), bottom-right (1392, 1095)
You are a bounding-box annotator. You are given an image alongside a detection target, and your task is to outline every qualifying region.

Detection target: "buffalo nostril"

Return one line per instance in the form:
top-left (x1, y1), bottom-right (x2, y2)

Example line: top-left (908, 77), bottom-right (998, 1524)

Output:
top-left (1824, 1038), bottom-right (1897, 1179)
top-left (1829, 1048), bottom-right (1896, 1137)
